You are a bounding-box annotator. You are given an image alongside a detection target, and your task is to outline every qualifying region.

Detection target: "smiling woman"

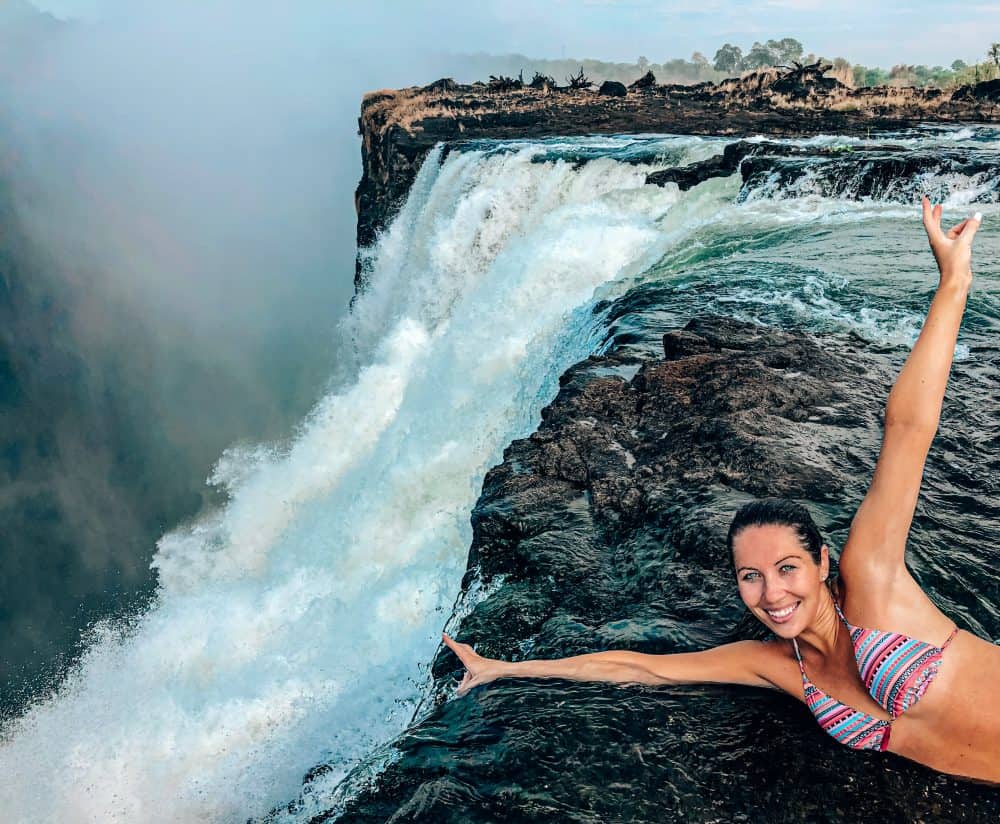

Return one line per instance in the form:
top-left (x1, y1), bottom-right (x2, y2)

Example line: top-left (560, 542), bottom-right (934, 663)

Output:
top-left (727, 499), bottom-right (961, 755)
top-left (442, 197), bottom-right (1000, 784)
top-left (730, 505), bottom-right (829, 630)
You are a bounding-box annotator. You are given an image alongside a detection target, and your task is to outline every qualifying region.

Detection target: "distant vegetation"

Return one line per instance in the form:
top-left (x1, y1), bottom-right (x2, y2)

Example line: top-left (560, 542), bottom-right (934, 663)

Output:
top-left (460, 40), bottom-right (1000, 90)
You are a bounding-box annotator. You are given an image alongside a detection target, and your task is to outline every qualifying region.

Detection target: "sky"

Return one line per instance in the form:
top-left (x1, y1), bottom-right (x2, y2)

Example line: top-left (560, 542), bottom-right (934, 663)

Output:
top-left (26, 0), bottom-right (1000, 69)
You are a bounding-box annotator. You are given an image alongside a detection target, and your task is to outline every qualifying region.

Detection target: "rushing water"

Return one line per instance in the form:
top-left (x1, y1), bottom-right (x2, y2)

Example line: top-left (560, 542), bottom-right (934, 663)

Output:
top-left (2, 127), bottom-right (998, 822)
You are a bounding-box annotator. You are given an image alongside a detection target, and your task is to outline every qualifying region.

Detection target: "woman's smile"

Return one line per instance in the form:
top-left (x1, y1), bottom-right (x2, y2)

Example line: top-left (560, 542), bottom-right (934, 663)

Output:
top-left (762, 601), bottom-right (801, 623)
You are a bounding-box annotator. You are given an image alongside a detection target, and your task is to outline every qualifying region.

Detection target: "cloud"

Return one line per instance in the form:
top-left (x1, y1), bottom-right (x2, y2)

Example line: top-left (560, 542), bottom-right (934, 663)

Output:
top-left (0, 0), bottom-right (500, 702)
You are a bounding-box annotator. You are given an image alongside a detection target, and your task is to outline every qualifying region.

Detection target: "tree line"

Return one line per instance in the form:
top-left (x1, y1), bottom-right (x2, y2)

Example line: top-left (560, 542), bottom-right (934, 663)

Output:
top-left (463, 40), bottom-right (1000, 90)
top-left (712, 37), bottom-right (1000, 88)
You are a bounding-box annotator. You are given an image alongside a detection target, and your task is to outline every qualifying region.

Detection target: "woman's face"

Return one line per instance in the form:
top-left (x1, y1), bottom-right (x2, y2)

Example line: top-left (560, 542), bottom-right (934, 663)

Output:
top-left (732, 523), bottom-right (829, 638)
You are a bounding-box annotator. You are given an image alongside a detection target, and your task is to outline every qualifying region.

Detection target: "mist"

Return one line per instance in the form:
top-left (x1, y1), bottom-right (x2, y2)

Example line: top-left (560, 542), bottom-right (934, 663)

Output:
top-left (0, 0), bottom-right (505, 708)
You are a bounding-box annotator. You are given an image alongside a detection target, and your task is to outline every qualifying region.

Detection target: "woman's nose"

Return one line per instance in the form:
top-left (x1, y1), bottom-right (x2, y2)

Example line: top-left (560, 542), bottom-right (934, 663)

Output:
top-left (761, 577), bottom-right (787, 603)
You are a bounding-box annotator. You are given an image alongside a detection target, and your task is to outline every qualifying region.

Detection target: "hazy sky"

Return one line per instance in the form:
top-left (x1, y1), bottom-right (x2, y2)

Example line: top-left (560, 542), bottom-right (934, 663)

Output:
top-left (29, 0), bottom-right (1000, 69)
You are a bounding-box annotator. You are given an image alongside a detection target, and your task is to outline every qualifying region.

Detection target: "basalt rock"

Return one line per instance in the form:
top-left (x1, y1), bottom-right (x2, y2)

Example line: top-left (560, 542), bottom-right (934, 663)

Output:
top-left (645, 139), bottom-right (1000, 202)
top-left (645, 140), bottom-right (756, 189)
top-left (355, 69), bottom-right (999, 289)
top-left (421, 77), bottom-right (459, 94)
top-left (287, 312), bottom-right (999, 822)
top-left (598, 80), bottom-right (627, 97)
top-left (952, 78), bottom-right (1000, 103)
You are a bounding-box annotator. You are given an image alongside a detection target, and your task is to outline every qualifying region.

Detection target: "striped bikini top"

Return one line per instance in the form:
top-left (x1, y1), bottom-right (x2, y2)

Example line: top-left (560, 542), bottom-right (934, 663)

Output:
top-left (791, 600), bottom-right (959, 752)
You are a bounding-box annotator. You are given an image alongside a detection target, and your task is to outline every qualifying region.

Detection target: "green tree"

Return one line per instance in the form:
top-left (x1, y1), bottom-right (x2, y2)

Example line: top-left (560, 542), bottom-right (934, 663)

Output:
top-left (990, 43), bottom-right (1000, 70)
top-left (951, 59), bottom-right (967, 71)
top-left (713, 43), bottom-right (743, 73)
top-left (691, 51), bottom-right (708, 65)
top-left (769, 37), bottom-right (804, 65)
top-left (855, 65), bottom-right (889, 86)
top-left (889, 63), bottom-right (917, 85)
top-left (743, 40), bottom-right (776, 69)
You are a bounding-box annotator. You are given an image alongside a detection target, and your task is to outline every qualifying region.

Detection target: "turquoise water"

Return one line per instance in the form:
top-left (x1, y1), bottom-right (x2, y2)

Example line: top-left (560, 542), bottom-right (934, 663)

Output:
top-left (319, 128), bottom-right (1000, 822)
top-left (2, 127), bottom-right (998, 822)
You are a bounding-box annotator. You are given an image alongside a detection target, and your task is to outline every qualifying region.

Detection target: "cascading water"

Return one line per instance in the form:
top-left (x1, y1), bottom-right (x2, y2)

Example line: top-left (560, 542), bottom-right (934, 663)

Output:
top-left (2, 126), bottom-right (998, 824)
top-left (0, 136), bottom-right (696, 823)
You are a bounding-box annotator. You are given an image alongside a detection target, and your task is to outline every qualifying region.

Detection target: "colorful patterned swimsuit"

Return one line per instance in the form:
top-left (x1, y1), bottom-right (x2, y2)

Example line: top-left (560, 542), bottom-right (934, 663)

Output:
top-left (791, 600), bottom-right (959, 751)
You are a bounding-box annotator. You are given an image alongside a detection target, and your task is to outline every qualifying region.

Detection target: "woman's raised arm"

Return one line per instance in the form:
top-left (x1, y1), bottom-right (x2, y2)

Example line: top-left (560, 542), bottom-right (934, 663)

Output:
top-left (841, 198), bottom-right (981, 582)
top-left (441, 633), bottom-right (778, 695)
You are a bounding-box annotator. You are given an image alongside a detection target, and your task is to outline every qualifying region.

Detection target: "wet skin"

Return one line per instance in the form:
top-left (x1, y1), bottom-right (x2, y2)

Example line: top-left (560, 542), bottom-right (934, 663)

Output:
top-left (444, 199), bottom-right (1000, 783)
top-left (732, 523), bottom-right (1000, 783)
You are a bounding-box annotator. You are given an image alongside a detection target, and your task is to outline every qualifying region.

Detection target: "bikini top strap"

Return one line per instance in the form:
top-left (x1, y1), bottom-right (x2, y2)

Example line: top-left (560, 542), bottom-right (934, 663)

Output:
top-left (835, 597), bottom-right (959, 651)
top-left (790, 637), bottom-right (807, 679)
top-left (941, 626), bottom-right (960, 650)
top-left (832, 599), bottom-right (853, 630)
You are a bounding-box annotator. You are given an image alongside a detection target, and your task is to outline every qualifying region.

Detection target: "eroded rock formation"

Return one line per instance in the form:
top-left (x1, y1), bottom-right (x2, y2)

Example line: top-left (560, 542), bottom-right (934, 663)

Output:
top-left (288, 315), bottom-right (998, 823)
top-left (355, 67), bottom-right (999, 286)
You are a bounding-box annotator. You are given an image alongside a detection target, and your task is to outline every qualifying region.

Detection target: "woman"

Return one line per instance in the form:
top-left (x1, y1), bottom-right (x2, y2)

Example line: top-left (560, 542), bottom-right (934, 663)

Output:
top-left (443, 197), bottom-right (1000, 783)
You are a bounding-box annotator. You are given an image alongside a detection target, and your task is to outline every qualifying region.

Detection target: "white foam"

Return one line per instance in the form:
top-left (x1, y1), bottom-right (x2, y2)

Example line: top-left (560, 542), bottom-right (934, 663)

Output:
top-left (3, 129), bottom-right (986, 822)
top-left (0, 140), bottom-right (685, 823)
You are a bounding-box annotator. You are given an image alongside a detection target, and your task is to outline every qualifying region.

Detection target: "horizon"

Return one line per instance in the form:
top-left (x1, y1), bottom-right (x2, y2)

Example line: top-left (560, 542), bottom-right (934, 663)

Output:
top-left (25, 0), bottom-right (998, 70)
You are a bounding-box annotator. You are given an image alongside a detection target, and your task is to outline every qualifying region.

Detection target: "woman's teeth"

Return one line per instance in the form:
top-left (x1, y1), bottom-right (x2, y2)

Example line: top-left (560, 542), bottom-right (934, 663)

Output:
top-left (765, 602), bottom-right (799, 622)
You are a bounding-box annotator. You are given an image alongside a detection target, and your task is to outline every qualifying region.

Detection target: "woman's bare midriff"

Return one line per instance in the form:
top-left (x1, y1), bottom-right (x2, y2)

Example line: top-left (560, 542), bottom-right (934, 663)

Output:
top-left (884, 630), bottom-right (1000, 783)
top-left (763, 631), bottom-right (1000, 783)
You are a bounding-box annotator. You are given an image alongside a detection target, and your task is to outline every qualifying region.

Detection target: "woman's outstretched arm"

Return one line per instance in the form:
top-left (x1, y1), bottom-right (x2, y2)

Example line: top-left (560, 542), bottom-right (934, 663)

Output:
top-left (841, 198), bottom-right (981, 581)
top-left (441, 633), bottom-right (778, 695)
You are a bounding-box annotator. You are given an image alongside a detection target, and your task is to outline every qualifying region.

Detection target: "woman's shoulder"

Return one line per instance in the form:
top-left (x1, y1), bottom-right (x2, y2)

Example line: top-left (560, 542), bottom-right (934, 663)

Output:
top-left (750, 637), bottom-right (807, 698)
top-left (837, 572), bottom-right (957, 641)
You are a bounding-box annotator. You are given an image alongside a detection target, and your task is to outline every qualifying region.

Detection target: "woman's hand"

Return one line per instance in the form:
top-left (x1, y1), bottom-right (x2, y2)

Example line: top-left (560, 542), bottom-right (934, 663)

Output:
top-left (921, 195), bottom-right (981, 284)
top-left (442, 632), bottom-right (508, 695)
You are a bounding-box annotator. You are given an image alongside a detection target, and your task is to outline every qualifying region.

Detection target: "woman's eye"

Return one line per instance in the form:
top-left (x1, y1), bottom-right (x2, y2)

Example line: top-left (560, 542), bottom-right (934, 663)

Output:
top-left (780, 565), bottom-right (797, 573)
top-left (741, 572), bottom-right (759, 582)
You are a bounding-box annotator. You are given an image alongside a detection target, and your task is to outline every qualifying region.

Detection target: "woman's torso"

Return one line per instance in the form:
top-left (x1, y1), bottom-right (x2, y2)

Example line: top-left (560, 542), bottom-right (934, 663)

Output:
top-left (759, 578), bottom-right (1000, 782)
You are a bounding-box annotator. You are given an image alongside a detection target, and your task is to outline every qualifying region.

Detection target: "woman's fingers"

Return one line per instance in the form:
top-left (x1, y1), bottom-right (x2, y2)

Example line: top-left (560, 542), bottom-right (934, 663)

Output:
top-left (442, 631), bottom-right (464, 657)
top-left (457, 670), bottom-right (474, 695)
top-left (945, 218), bottom-right (971, 240)
top-left (442, 632), bottom-right (477, 665)
top-left (923, 197), bottom-right (983, 246)
top-left (921, 196), bottom-right (943, 240)
top-left (943, 213), bottom-right (983, 243)
top-left (962, 211), bottom-right (983, 244)
top-left (444, 632), bottom-right (490, 695)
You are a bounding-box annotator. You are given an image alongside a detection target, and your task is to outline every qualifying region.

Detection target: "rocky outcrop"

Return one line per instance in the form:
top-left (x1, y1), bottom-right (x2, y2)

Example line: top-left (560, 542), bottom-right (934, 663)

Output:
top-left (645, 139), bottom-right (1000, 201)
top-left (286, 313), bottom-right (997, 823)
top-left (326, 65), bottom-right (1000, 822)
top-left (355, 67), bottom-right (999, 287)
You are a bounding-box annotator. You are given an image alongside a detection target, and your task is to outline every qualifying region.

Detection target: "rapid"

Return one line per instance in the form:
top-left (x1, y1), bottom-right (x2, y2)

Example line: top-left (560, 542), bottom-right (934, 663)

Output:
top-left (1, 127), bottom-right (998, 822)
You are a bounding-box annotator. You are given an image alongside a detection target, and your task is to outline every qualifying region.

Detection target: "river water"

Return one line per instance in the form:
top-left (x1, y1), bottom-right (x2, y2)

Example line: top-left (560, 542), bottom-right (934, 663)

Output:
top-left (1, 127), bottom-right (998, 822)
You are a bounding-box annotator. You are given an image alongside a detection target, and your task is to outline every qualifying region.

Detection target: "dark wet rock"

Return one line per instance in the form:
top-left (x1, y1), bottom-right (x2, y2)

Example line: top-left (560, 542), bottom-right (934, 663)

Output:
top-left (281, 313), bottom-right (1000, 822)
top-left (951, 78), bottom-right (1000, 103)
top-left (644, 139), bottom-right (1000, 202)
top-left (354, 72), bottom-right (998, 287)
top-left (646, 140), bottom-right (755, 189)
top-left (598, 80), bottom-right (627, 97)
top-left (736, 144), bottom-right (1000, 203)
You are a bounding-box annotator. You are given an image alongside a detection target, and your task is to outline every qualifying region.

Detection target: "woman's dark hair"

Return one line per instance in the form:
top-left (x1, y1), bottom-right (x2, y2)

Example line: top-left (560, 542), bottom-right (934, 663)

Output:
top-left (726, 498), bottom-right (836, 641)
top-left (726, 498), bottom-right (825, 571)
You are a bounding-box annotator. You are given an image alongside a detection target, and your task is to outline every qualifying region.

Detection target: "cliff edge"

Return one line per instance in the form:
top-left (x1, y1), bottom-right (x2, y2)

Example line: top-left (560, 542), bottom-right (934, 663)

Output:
top-left (355, 65), bottom-right (1000, 287)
